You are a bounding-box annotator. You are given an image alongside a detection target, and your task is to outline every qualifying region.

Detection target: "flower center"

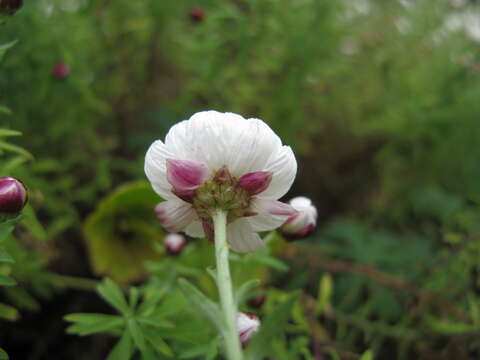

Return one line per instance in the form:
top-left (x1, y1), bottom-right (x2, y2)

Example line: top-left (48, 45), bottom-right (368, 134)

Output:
top-left (191, 166), bottom-right (252, 223)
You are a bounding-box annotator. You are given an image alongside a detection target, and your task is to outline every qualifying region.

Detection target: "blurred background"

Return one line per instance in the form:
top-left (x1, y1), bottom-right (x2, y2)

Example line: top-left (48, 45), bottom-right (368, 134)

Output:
top-left (2, 0), bottom-right (480, 359)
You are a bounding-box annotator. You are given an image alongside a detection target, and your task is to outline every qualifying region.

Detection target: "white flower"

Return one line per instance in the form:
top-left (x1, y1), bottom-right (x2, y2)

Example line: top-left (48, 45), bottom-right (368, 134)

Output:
top-left (145, 110), bottom-right (297, 253)
top-left (281, 196), bottom-right (317, 239)
top-left (163, 233), bottom-right (186, 255)
top-left (237, 312), bottom-right (260, 345)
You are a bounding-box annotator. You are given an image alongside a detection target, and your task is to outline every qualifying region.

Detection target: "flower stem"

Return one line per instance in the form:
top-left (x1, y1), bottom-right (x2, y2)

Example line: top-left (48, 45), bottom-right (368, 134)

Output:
top-left (212, 209), bottom-right (243, 360)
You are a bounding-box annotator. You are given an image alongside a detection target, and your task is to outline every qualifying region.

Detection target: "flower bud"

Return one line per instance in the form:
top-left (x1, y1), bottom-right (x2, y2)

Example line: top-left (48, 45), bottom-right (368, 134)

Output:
top-left (164, 233), bottom-right (186, 255)
top-left (237, 312), bottom-right (260, 346)
top-left (52, 62), bottom-right (70, 80)
top-left (0, 0), bottom-right (22, 15)
top-left (0, 177), bottom-right (27, 220)
top-left (189, 7), bottom-right (205, 23)
top-left (281, 196), bottom-right (317, 239)
top-left (247, 294), bottom-right (266, 309)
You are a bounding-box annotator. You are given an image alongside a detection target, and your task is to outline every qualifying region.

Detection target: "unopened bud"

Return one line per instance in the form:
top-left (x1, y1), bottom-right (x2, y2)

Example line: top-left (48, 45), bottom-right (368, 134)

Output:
top-left (164, 233), bottom-right (186, 255)
top-left (0, 0), bottom-right (22, 15)
top-left (189, 7), bottom-right (205, 23)
top-left (237, 312), bottom-right (260, 346)
top-left (0, 177), bottom-right (27, 221)
top-left (52, 62), bottom-right (70, 80)
top-left (281, 196), bottom-right (317, 239)
top-left (247, 294), bottom-right (266, 309)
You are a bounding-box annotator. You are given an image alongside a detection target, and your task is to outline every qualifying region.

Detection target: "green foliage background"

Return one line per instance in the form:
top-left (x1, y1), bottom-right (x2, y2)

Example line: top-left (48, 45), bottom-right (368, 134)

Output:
top-left (2, 0), bottom-right (480, 359)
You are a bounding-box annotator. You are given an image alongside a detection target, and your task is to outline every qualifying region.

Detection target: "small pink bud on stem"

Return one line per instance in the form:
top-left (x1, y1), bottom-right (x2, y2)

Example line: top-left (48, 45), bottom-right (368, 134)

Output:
top-left (237, 312), bottom-right (260, 346)
top-left (164, 233), bottom-right (186, 255)
top-left (281, 196), bottom-right (317, 239)
top-left (0, 177), bottom-right (27, 221)
top-left (52, 62), bottom-right (70, 80)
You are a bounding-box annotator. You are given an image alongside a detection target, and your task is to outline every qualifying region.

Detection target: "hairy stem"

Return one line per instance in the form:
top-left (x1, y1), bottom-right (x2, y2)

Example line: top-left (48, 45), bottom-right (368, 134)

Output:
top-left (212, 209), bottom-right (243, 360)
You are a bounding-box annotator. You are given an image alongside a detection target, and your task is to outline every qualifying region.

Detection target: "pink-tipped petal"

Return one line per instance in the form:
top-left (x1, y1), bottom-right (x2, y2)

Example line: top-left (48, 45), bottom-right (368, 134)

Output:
top-left (246, 198), bottom-right (298, 232)
top-left (164, 233), bottom-right (186, 255)
top-left (166, 159), bottom-right (208, 196)
top-left (155, 200), bottom-right (196, 232)
top-left (237, 171), bottom-right (272, 196)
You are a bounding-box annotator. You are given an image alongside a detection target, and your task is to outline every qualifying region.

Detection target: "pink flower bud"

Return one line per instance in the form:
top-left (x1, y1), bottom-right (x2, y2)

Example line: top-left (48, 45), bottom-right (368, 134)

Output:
top-left (247, 294), bottom-right (266, 308)
top-left (164, 233), bottom-right (186, 255)
top-left (189, 7), bottom-right (205, 23)
top-left (281, 196), bottom-right (317, 239)
top-left (166, 159), bottom-right (208, 200)
top-left (237, 312), bottom-right (260, 346)
top-left (52, 62), bottom-right (70, 80)
top-left (0, 177), bottom-right (27, 220)
top-left (237, 171), bottom-right (272, 196)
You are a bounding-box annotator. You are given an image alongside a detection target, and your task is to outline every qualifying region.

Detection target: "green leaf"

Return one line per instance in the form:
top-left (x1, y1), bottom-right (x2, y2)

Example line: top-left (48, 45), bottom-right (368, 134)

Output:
top-left (129, 287), bottom-right (140, 310)
top-left (106, 329), bottom-right (133, 360)
top-left (0, 106), bottom-right (11, 116)
top-left (244, 292), bottom-right (299, 360)
top-left (64, 313), bottom-right (125, 336)
top-left (360, 349), bottom-right (374, 360)
top-left (97, 278), bottom-right (130, 315)
top-left (0, 275), bottom-right (16, 287)
top-left (142, 325), bottom-right (174, 357)
top-left (235, 279), bottom-right (260, 306)
top-left (0, 140), bottom-right (33, 159)
top-left (0, 302), bottom-right (18, 321)
top-left (0, 348), bottom-right (8, 360)
top-left (0, 248), bottom-right (14, 263)
top-left (315, 273), bottom-right (333, 315)
top-left (0, 40), bottom-right (17, 62)
top-left (178, 278), bottom-right (224, 333)
top-left (20, 205), bottom-right (47, 241)
top-left (0, 129), bottom-right (20, 136)
top-left (127, 319), bottom-right (146, 352)
top-left (84, 182), bottom-right (164, 283)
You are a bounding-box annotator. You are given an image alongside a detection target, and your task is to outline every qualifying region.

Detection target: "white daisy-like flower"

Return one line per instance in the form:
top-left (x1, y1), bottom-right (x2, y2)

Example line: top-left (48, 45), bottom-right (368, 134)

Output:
top-left (145, 110), bottom-right (297, 253)
top-left (281, 196), bottom-right (317, 239)
top-left (237, 312), bottom-right (260, 345)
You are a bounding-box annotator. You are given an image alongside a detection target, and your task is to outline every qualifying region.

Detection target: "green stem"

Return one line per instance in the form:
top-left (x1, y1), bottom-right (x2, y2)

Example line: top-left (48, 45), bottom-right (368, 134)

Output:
top-left (212, 209), bottom-right (243, 360)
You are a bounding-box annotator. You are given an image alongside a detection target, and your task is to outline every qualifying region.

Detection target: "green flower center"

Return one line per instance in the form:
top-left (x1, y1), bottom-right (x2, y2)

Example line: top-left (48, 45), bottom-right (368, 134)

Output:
top-left (192, 167), bottom-right (252, 223)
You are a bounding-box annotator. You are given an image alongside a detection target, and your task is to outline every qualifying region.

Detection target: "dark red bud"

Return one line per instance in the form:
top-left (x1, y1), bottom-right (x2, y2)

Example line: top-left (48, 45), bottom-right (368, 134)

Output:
top-left (248, 294), bottom-right (266, 308)
top-left (0, 0), bottom-right (22, 15)
top-left (52, 62), bottom-right (70, 80)
top-left (0, 177), bottom-right (27, 220)
top-left (189, 7), bottom-right (205, 23)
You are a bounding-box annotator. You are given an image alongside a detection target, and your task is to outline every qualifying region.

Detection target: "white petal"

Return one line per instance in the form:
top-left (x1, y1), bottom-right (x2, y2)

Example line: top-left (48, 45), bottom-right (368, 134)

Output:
top-left (247, 198), bottom-right (297, 232)
top-left (226, 118), bottom-right (283, 176)
top-left (259, 146), bottom-right (297, 199)
top-left (227, 218), bottom-right (264, 253)
top-left (155, 200), bottom-right (196, 232)
top-left (164, 111), bottom-right (285, 177)
top-left (144, 140), bottom-right (176, 200)
top-left (185, 220), bottom-right (205, 238)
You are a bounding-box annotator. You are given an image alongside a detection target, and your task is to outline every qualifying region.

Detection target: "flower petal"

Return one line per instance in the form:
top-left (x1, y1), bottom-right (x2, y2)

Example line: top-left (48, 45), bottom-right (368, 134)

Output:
top-left (144, 140), bottom-right (177, 200)
top-left (155, 200), bottom-right (196, 232)
top-left (164, 111), bottom-right (286, 177)
top-left (227, 218), bottom-right (264, 253)
top-left (258, 145), bottom-right (297, 199)
top-left (185, 220), bottom-right (204, 238)
top-left (166, 159), bottom-right (208, 196)
top-left (246, 198), bottom-right (298, 232)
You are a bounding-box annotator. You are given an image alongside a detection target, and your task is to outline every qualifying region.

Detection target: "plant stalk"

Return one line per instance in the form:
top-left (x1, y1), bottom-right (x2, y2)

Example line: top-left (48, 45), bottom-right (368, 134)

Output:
top-left (212, 209), bottom-right (243, 360)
